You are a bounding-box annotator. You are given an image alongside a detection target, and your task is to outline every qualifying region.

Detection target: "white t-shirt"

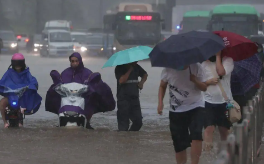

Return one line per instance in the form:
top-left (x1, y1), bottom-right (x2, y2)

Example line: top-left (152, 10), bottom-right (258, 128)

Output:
top-left (201, 57), bottom-right (234, 104)
top-left (161, 64), bottom-right (205, 113)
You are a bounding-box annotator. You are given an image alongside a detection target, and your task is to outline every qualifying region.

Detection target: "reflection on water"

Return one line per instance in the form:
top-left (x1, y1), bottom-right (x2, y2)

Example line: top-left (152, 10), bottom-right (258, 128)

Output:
top-left (0, 114), bottom-right (222, 164)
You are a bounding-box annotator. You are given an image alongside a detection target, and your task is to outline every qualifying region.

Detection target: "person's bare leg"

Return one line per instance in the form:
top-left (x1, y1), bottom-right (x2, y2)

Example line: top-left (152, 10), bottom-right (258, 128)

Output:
top-left (175, 150), bottom-right (187, 164)
top-left (191, 140), bottom-right (202, 164)
top-left (218, 126), bottom-right (229, 141)
top-left (203, 125), bottom-right (215, 151)
top-left (19, 107), bottom-right (26, 127)
top-left (0, 98), bottom-right (9, 128)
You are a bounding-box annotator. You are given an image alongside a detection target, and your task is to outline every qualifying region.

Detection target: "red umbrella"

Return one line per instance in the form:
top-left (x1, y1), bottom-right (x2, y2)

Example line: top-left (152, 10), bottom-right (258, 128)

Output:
top-left (213, 31), bottom-right (258, 61)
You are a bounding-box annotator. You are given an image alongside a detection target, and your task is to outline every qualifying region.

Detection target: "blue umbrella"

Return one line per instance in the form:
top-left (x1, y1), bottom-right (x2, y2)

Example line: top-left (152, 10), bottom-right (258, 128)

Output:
top-left (149, 30), bottom-right (225, 69)
top-left (231, 54), bottom-right (262, 95)
top-left (102, 46), bottom-right (152, 68)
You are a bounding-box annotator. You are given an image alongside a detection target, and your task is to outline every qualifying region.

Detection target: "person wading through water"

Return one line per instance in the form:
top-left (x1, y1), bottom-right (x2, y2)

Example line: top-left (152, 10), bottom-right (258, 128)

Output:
top-left (115, 61), bottom-right (148, 131)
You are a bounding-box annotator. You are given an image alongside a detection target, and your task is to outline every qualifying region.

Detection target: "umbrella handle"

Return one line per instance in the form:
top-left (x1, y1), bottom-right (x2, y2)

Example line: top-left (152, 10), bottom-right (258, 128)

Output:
top-left (189, 66), bottom-right (192, 74)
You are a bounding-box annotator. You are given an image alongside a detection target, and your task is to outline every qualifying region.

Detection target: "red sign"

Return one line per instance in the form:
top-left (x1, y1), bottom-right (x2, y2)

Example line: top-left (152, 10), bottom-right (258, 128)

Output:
top-left (130, 16), bottom-right (152, 20)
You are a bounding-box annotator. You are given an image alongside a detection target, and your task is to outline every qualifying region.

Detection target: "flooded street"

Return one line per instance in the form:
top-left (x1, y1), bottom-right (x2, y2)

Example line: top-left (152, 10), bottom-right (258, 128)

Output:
top-left (0, 52), bottom-right (259, 164)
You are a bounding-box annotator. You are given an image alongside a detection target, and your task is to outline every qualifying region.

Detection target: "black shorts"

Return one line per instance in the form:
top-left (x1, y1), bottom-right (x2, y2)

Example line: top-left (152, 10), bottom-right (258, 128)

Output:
top-left (204, 102), bottom-right (231, 129)
top-left (169, 107), bottom-right (205, 153)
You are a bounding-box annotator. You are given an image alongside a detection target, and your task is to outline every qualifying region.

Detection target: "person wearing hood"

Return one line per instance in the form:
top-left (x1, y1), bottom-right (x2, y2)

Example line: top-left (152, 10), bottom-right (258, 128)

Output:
top-left (0, 53), bottom-right (42, 128)
top-left (61, 52), bottom-right (92, 83)
top-left (45, 52), bottom-right (115, 129)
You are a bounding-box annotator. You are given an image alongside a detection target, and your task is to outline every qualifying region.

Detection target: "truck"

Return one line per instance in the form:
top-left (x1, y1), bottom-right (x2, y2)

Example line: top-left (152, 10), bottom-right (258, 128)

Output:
top-left (177, 10), bottom-right (211, 34)
top-left (103, 3), bottom-right (164, 54)
top-left (207, 4), bottom-right (262, 37)
top-left (44, 20), bottom-right (72, 31)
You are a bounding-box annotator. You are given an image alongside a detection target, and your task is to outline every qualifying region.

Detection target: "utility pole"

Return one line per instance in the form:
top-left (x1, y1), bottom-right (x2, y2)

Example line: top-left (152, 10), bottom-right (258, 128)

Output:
top-left (165, 0), bottom-right (176, 31)
top-left (99, 0), bottom-right (103, 29)
top-left (156, 0), bottom-right (159, 7)
top-left (61, 0), bottom-right (64, 19)
top-left (0, 0), bottom-right (13, 30)
top-left (35, 0), bottom-right (41, 33)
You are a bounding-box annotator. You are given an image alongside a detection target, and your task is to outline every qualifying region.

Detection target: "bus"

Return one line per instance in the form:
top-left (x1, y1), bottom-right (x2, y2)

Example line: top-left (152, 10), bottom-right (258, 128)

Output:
top-left (178, 11), bottom-right (211, 34)
top-left (207, 4), bottom-right (262, 37)
top-left (103, 3), bottom-right (164, 53)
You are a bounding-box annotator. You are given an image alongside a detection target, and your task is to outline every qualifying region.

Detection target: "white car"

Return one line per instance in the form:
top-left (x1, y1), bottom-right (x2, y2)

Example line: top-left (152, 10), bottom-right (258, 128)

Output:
top-left (16, 34), bottom-right (29, 49)
top-left (0, 30), bottom-right (19, 54)
top-left (40, 30), bottom-right (74, 57)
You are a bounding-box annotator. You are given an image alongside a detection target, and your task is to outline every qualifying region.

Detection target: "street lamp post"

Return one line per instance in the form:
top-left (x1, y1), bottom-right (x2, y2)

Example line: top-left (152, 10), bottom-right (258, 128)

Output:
top-left (36, 0), bottom-right (41, 33)
top-left (165, 0), bottom-right (176, 31)
top-left (61, 0), bottom-right (64, 19)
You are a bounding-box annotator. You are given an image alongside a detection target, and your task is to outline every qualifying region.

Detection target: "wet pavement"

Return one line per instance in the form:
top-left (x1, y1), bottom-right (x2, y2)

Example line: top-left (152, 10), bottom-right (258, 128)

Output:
top-left (0, 51), bottom-right (262, 164)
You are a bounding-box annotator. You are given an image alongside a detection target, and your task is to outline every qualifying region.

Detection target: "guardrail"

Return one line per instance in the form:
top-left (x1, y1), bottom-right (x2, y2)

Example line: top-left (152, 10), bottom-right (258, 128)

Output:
top-left (213, 83), bottom-right (264, 164)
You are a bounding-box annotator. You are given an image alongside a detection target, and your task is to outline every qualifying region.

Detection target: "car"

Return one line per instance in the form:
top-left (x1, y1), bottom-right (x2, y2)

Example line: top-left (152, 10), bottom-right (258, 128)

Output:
top-left (84, 34), bottom-right (104, 56)
top-left (16, 34), bottom-right (29, 49)
top-left (32, 34), bottom-right (42, 53)
top-left (248, 35), bottom-right (264, 43)
top-left (40, 30), bottom-right (74, 57)
top-left (0, 30), bottom-right (19, 54)
top-left (101, 33), bottom-right (116, 57)
top-left (71, 32), bottom-right (89, 55)
top-left (248, 35), bottom-right (264, 47)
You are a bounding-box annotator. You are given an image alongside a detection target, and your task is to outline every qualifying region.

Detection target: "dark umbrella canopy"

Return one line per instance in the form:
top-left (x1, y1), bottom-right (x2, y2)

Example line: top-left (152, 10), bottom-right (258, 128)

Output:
top-left (149, 31), bottom-right (225, 69)
top-left (231, 54), bottom-right (262, 95)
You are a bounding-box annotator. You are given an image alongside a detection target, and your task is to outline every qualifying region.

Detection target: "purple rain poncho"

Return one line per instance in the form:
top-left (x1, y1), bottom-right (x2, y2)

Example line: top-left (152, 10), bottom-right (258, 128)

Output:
top-left (45, 52), bottom-right (116, 119)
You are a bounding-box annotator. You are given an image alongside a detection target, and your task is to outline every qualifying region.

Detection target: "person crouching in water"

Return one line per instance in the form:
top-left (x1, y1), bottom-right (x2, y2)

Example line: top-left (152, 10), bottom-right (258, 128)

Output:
top-left (0, 53), bottom-right (42, 128)
top-left (115, 62), bottom-right (148, 131)
top-left (157, 64), bottom-right (208, 164)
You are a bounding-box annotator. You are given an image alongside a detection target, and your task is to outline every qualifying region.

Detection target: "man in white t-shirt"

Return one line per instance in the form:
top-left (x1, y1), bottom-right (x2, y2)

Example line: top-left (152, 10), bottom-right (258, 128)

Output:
top-left (157, 64), bottom-right (208, 164)
top-left (201, 52), bottom-right (234, 151)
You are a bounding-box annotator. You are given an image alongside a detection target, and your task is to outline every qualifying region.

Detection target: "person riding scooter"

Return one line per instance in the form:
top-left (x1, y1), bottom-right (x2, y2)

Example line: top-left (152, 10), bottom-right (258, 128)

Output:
top-left (45, 52), bottom-right (116, 129)
top-left (0, 53), bottom-right (42, 128)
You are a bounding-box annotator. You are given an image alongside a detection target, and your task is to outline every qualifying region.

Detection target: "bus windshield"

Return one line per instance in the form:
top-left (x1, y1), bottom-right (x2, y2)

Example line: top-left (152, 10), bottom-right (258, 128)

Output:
top-left (116, 21), bottom-right (160, 41)
top-left (180, 18), bottom-right (209, 33)
top-left (210, 15), bottom-right (259, 36)
top-left (212, 21), bottom-right (258, 36)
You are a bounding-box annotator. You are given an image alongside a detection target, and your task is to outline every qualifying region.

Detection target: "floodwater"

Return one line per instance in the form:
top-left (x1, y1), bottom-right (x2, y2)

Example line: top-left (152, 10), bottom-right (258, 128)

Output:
top-left (0, 51), bottom-right (262, 164)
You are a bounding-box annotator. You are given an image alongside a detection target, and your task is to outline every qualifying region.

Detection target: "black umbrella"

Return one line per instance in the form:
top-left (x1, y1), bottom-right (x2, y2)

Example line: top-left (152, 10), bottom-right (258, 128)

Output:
top-left (149, 30), bottom-right (225, 69)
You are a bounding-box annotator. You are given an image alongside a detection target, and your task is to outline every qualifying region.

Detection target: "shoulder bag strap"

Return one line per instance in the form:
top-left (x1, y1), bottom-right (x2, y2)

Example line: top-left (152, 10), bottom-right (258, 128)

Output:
top-left (207, 61), bottom-right (229, 101)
